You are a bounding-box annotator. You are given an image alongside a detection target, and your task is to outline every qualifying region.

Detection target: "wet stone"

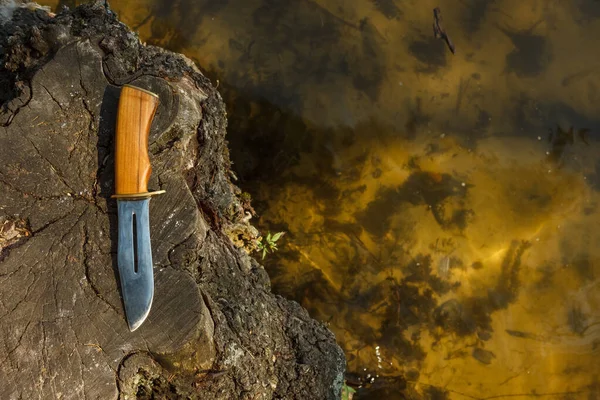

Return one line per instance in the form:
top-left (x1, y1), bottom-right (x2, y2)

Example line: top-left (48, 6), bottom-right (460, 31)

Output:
top-left (471, 347), bottom-right (495, 365)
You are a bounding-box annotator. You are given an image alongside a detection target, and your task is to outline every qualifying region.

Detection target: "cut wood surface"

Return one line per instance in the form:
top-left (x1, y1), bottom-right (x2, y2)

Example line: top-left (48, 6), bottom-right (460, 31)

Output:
top-left (0, 2), bottom-right (345, 399)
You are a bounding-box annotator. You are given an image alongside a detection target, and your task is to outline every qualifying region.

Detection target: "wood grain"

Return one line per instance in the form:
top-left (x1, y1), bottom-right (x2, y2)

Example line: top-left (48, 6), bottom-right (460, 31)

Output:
top-left (114, 85), bottom-right (159, 196)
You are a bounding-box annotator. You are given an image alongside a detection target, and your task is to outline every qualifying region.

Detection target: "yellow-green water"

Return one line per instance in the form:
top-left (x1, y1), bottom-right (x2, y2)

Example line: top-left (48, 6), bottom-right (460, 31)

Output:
top-left (46, 0), bottom-right (600, 398)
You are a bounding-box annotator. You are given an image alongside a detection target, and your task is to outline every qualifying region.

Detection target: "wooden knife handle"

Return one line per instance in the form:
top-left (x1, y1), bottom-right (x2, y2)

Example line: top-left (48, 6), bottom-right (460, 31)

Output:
top-left (113, 85), bottom-right (159, 197)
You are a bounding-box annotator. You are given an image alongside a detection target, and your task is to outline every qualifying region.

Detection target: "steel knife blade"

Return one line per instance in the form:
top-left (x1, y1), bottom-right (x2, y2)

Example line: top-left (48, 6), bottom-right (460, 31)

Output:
top-left (111, 85), bottom-right (165, 331)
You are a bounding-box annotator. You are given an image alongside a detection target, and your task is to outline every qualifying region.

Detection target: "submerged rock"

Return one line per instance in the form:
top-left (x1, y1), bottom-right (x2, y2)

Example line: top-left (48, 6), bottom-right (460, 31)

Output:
top-left (0, 2), bottom-right (345, 398)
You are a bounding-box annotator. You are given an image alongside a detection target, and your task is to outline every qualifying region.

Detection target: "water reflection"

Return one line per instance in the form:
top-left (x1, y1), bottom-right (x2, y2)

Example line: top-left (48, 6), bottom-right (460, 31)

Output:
top-left (44, 0), bottom-right (600, 397)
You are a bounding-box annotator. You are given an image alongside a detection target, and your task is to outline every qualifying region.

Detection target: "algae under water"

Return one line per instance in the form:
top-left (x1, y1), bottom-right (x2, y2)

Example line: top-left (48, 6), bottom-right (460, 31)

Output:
top-left (46, 0), bottom-right (600, 398)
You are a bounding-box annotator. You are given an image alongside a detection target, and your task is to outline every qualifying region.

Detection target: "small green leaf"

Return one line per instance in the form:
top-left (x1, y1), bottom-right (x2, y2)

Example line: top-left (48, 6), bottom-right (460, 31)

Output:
top-left (256, 231), bottom-right (286, 260)
top-left (341, 384), bottom-right (356, 400)
top-left (271, 232), bottom-right (285, 242)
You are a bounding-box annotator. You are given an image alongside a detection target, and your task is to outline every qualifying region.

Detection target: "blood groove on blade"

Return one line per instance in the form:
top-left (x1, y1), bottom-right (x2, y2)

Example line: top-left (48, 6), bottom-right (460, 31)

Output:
top-left (117, 199), bottom-right (154, 331)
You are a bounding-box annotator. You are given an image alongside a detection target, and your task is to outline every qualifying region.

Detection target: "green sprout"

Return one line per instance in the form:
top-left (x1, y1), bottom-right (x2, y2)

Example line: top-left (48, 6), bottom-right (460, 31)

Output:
top-left (341, 383), bottom-right (356, 400)
top-left (257, 231), bottom-right (285, 259)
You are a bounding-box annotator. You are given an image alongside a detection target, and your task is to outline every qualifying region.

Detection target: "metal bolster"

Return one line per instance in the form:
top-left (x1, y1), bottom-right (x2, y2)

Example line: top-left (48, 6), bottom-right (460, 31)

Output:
top-left (111, 190), bottom-right (166, 199)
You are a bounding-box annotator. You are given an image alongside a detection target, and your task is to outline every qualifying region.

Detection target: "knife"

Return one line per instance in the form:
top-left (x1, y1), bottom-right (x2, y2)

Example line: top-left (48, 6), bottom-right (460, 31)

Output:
top-left (111, 85), bottom-right (165, 331)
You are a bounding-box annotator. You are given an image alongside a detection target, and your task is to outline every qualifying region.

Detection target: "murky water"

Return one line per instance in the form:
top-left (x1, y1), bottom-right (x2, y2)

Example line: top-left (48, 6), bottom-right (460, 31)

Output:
top-left (45, 0), bottom-right (600, 398)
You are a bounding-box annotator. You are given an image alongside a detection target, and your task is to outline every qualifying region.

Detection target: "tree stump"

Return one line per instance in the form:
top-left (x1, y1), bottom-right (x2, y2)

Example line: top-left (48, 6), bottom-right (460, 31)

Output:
top-left (0, 2), bottom-right (345, 399)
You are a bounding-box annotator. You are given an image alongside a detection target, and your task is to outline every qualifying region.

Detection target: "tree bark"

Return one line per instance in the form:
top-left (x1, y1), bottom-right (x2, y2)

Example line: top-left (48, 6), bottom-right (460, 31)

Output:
top-left (0, 2), bottom-right (345, 399)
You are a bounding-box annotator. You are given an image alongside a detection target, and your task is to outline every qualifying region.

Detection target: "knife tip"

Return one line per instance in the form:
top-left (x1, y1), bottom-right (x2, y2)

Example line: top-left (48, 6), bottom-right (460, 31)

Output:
top-left (128, 316), bottom-right (147, 332)
top-left (128, 320), bottom-right (142, 332)
top-left (126, 305), bottom-right (152, 332)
